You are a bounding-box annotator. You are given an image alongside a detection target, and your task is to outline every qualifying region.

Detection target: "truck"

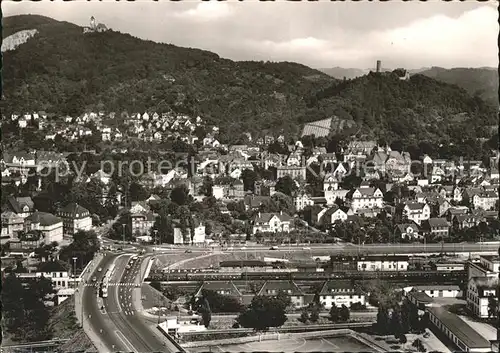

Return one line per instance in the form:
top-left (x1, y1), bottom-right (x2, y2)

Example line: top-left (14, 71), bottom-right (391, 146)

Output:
top-left (102, 285), bottom-right (108, 298)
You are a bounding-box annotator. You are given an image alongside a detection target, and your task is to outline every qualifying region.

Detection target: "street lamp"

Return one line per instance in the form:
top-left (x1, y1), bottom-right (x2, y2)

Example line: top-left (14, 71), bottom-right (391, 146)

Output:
top-left (72, 257), bottom-right (78, 289)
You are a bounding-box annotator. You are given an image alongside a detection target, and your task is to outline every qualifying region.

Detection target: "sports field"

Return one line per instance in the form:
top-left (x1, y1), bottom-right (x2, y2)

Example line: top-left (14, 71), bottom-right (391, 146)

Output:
top-left (188, 335), bottom-right (373, 352)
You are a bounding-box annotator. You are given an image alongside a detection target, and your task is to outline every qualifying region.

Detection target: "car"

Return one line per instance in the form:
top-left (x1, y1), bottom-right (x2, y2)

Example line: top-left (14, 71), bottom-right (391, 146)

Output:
top-left (241, 247), bottom-right (247, 250)
top-left (125, 265), bottom-right (131, 270)
top-left (270, 246), bottom-right (278, 250)
top-left (92, 277), bottom-right (97, 282)
top-left (98, 267), bottom-right (102, 272)
top-left (302, 247), bottom-right (311, 250)
top-left (185, 250), bottom-right (192, 253)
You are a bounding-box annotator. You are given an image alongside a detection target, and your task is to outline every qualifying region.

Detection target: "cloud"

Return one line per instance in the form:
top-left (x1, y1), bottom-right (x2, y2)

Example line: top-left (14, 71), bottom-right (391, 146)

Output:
top-left (173, 2), bottom-right (233, 21)
top-left (2, 1), bottom-right (496, 69)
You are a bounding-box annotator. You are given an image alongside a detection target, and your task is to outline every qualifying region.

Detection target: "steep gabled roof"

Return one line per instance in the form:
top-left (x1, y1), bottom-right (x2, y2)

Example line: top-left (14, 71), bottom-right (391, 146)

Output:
top-left (258, 280), bottom-right (303, 296)
top-left (59, 203), bottom-right (90, 218)
top-left (25, 212), bottom-right (62, 226)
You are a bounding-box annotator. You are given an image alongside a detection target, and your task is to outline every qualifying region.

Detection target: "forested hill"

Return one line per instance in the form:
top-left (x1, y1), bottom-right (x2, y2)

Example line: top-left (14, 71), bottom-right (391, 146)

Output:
top-left (3, 15), bottom-right (336, 140)
top-left (3, 15), bottom-right (497, 147)
top-left (305, 71), bottom-right (497, 154)
top-left (418, 66), bottom-right (498, 107)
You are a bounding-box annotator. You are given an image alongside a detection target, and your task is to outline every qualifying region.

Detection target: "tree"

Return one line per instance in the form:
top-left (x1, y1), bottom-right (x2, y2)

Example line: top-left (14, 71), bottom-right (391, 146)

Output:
top-left (129, 182), bottom-right (149, 202)
top-left (237, 295), bottom-right (288, 331)
top-left (152, 208), bottom-right (174, 244)
top-left (376, 306), bottom-right (390, 335)
top-left (399, 334), bottom-right (407, 344)
top-left (412, 339), bottom-right (426, 352)
top-left (339, 304), bottom-right (350, 322)
top-left (488, 294), bottom-right (498, 318)
top-left (2, 273), bottom-right (55, 342)
top-left (275, 290), bottom-right (292, 310)
top-left (198, 297), bottom-right (212, 328)
top-left (194, 289), bottom-right (245, 313)
top-left (390, 306), bottom-right (403, 338)
top-left (59, 230), bottom-right (99, 269)
top-left (275, 176), bottom-right (298, 197)
top-left (205, 222), bottom-right (213, 236)
top-left (170, 185), bottom-right (190, 206)
top-left (299, 309), bottom-right (310, 323)
top-left (200, 176), bottom-right (213, 197)
top-left (309, 306), bottom-right (320, 323)
top-left (329, 304), bottom-right (340, 322)
top-left (241, 169), bottom-right (258, 192)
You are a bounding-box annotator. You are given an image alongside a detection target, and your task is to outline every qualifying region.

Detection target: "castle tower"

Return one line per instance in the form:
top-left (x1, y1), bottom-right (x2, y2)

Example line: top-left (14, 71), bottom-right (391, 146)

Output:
top-left (90, 16), bottom-right (96, 30)
top-left (376, 60), bottom-right (382, 73)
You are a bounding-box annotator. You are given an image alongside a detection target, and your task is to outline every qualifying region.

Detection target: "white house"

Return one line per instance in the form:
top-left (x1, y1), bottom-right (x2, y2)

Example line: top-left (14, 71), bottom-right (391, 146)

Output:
top-left (24, 212), bottom-right (64, 244)
top-left (212, 185), bottom-right (225, 200)
top-left (325, 189), bottom-right (349, 205)
top-left (101, 127), bottom-right (111, 141)
top-left (395, 223), bottom-right (421, 240)
top-left (318, 280), bottom-right (366, 309)
top-left (472, 191), bottom-right (497, 210)
top-left (349, 188), bottom-right (383, 212)
top-left (57, 203), bottom-right (92, 236)
top-left (318, 206), bottom-right (348, 225)
top-left (412, 285), bottom-right (462, 298)
top-left (253, 212), bottom-right (293, 234)
top-left (323, 173), bottom-right (339, 192)
top-left (403, 202), bottom-right (430, 225)
top-left (294, 193), bottom-right (314, 211)
top-left (357, 255), bottom-right (409, 271)
top-left (467, 277), bottom-right (497, 318)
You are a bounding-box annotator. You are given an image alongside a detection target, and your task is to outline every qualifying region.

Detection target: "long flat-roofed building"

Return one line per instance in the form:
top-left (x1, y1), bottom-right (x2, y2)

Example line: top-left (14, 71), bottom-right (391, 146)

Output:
top-left (427, 306), bottom-right (492, 353)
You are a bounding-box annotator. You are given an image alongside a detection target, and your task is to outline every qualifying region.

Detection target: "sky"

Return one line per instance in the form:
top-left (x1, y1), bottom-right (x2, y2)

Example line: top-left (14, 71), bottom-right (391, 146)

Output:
top-left (3, 0), bottom-right (498, 69)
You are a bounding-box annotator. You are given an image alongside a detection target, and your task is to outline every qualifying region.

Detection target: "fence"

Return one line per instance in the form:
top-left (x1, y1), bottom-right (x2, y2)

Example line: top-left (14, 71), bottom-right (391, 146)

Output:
top-left (181, 328), bottom-right (387, 351)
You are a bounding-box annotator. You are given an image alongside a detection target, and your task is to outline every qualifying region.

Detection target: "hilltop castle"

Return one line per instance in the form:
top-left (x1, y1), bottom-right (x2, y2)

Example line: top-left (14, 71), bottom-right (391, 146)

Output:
top-left (83, 16), bottom-right (108, 34)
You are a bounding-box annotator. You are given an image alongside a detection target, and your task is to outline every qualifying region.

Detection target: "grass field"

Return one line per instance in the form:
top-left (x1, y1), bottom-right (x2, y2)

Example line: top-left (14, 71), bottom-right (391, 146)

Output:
top-left (188, 335), bottom-right (372, 353)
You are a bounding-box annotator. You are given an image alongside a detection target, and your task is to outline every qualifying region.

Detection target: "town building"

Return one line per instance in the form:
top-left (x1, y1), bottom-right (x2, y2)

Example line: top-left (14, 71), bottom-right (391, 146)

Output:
top-left (57, 203), bottom-right (92, 236)
top-left (411, 285), bottom-right (462, 298)
top-left (252, 212), bottom-right (293, 234)
top-left (1, 211), bottom-right (24, 238)
top-left (276, 166), bottom-right (306, 181)
top-left (5, 196), bottom-right (35, 218)
top-left (395, 223), bottom-right (421, 241)
top-left (258, 280), bottom-right (305, 308)
top-left (318, 280), bottom-right (366, 309)
top-left (403, 202), bottom-right (430, 225)
top-left (423, 218), bottom-right (450, 238)
top-left (467, 277), bottom-right (498, 318)
top-left (24, 212), bottom-right (63, 244)
top-left (349, 188), bottom-right (383, 212)
top-left (357, 255), bottom-right (409, 271)
top-left (427, 306), bottom-right (492, 353)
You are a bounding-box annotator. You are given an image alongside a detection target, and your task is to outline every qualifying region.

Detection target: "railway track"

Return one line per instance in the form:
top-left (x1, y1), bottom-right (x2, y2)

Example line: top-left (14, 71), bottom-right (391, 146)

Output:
top-left (146, 269), bottom-right (466, 282)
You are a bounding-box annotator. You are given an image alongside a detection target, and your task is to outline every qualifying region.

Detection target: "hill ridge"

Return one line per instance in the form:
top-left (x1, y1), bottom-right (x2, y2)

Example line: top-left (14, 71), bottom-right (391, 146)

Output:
top-left (3, 15), bottom-right (497, 147)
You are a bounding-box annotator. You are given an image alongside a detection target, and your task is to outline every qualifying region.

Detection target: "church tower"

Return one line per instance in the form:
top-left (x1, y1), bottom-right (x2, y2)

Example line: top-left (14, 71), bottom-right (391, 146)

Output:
top-left (90, 16), bottom-right (96, 30)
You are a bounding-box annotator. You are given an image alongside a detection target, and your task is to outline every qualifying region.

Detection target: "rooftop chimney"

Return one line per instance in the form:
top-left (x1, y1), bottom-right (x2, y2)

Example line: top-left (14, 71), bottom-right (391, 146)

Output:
top-left (376, 60), bottom-right (382, 73)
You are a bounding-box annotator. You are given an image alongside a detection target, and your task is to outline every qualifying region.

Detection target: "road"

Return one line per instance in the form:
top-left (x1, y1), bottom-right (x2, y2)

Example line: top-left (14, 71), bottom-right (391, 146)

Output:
top-left (103, 254), bottom-right (180, 353)
top-left (81, 254), bottom-right (127, 352)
